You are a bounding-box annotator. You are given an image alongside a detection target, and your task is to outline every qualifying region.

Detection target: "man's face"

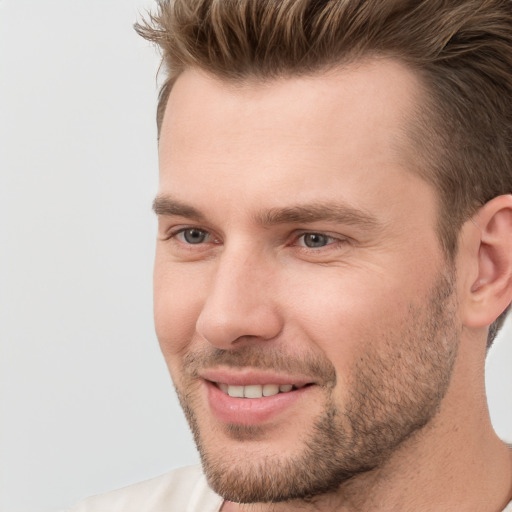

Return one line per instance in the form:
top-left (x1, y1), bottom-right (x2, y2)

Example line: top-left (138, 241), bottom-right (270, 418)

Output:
top-left (154, 61), bottom-right (460, 503)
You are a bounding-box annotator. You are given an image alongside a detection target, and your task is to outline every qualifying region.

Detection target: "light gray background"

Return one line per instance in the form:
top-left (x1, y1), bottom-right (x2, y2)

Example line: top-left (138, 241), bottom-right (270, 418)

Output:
top-left (0, 2), bottom-right (511, 511)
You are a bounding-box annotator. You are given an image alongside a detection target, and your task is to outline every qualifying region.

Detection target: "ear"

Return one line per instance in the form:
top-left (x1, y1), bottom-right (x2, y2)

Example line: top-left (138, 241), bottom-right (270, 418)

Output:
top-left (460, 194), bottom-right (512, 329)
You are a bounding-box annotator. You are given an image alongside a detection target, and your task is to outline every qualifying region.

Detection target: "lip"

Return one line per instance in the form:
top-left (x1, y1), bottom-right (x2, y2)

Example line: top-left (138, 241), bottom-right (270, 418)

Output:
top-left (201, 369), bottom-right (315, 425)
top-left (200, 368), bottom-right (314, 387)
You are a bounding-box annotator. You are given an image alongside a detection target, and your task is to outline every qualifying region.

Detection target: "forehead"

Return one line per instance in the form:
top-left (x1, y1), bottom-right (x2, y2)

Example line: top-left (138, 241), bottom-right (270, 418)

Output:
top-left (157, 60), bottom-right (428, 221)
top-left (160, 59), bottom-right (421, 149)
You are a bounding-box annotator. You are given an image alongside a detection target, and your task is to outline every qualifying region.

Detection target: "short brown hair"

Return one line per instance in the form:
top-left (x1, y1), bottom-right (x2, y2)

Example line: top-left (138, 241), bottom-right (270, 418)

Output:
top-left (136, 0), bottom-right (512, 345)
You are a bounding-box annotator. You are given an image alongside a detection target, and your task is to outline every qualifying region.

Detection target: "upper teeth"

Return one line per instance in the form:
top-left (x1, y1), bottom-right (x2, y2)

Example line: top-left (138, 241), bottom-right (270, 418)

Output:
top-left (218, 383), bottom-right (295, 398)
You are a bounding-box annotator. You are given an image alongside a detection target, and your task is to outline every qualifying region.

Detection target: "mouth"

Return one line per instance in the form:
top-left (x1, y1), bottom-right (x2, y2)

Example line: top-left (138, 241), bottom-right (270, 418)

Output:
top-left (200, 371), bottom-right (316, 425)
top-left (214, 382), bottom-right (310, 398)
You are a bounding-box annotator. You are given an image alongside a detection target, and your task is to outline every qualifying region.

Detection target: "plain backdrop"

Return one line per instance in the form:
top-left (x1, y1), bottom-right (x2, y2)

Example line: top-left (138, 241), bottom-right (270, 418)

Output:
top-left (0, 2), bottom-right (511, 511)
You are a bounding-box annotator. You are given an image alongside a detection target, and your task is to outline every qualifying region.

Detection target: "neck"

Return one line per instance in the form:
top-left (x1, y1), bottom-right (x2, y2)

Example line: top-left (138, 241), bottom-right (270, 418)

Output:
top-left (223, 418), bottom-right (511, 512)
top-left (223, 436), bottom-right (511, 512)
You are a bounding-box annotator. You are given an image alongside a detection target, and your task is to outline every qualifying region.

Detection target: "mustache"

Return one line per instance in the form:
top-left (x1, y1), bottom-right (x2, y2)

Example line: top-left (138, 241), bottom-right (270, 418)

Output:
top-left (182, 345), bottom-right (337, 386)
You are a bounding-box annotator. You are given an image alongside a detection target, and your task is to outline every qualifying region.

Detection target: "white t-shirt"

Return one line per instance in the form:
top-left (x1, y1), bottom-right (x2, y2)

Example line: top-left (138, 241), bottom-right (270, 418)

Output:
top-left (65, 465), bottom-right (223, 512)
top-left (66, 465), bottom-right (512, 512)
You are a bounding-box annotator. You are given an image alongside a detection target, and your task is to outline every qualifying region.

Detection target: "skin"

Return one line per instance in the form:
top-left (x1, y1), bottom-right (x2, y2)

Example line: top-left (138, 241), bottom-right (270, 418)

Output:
top-left (154, 60), bottom-right (512, 511)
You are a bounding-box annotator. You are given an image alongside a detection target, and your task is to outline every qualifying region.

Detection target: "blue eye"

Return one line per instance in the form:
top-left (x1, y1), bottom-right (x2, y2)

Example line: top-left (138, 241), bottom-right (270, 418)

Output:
top-left (299, 233), bottom-right (332, 248)
top-left (179, 228), bottom-right (209, 244)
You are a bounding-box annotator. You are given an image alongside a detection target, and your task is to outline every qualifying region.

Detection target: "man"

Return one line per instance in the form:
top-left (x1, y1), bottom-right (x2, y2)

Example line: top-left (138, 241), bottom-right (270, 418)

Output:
top-left (70, 0), bottom-right (512, 510)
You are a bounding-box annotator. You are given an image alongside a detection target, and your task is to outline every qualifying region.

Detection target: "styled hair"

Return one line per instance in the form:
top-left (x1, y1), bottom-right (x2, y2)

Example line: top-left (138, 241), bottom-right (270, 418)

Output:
top-left (136, 0), bottom-right (512, 345)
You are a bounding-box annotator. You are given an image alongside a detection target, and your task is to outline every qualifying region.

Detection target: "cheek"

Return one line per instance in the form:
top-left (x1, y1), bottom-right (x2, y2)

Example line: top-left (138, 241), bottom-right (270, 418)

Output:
top-left (287, 268), bottom-right (416, 382)
top-left (153, 259), bottom-right (206, 360)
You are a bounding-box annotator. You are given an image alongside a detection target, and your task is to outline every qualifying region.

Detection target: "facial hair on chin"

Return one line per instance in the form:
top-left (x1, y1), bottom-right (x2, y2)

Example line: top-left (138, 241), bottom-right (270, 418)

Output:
top-left (172, 270), bottom-right (459, 505)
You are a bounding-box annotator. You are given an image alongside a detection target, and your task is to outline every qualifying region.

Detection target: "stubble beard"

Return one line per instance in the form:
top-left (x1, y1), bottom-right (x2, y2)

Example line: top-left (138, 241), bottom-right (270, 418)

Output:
top-left (173, 270), bottom-right (459, 504)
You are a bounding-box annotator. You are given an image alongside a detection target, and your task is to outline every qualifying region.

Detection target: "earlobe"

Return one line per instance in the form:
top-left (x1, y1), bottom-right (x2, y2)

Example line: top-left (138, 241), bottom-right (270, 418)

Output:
top-left (462, 194), bottom-right (512, 329)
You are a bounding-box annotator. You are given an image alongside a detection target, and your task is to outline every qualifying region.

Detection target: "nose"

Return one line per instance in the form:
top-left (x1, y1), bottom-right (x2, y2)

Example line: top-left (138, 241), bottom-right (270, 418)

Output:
top-left (195, 247), bottom-right (283, 349)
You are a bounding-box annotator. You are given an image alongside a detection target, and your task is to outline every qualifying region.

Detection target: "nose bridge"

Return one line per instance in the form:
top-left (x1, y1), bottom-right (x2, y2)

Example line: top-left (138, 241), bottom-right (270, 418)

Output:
top-left (195, 242), bottom-right (282, 348)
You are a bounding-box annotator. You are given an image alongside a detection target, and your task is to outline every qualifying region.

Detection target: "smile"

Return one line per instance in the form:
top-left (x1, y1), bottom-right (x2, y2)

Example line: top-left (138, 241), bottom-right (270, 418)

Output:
top-left (205, 379), bottom-right (314, 425)
top-left (216, 383), bottom-right (307, 398)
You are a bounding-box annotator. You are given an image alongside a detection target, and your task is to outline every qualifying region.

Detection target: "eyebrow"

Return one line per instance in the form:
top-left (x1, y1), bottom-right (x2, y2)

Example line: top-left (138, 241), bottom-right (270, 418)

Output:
top-left (153, 195), bottom-right (206, 221)
top-left (153, 195), bottom-right (379, 229)
top-left (255, 204), bottom-right (379, 229)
